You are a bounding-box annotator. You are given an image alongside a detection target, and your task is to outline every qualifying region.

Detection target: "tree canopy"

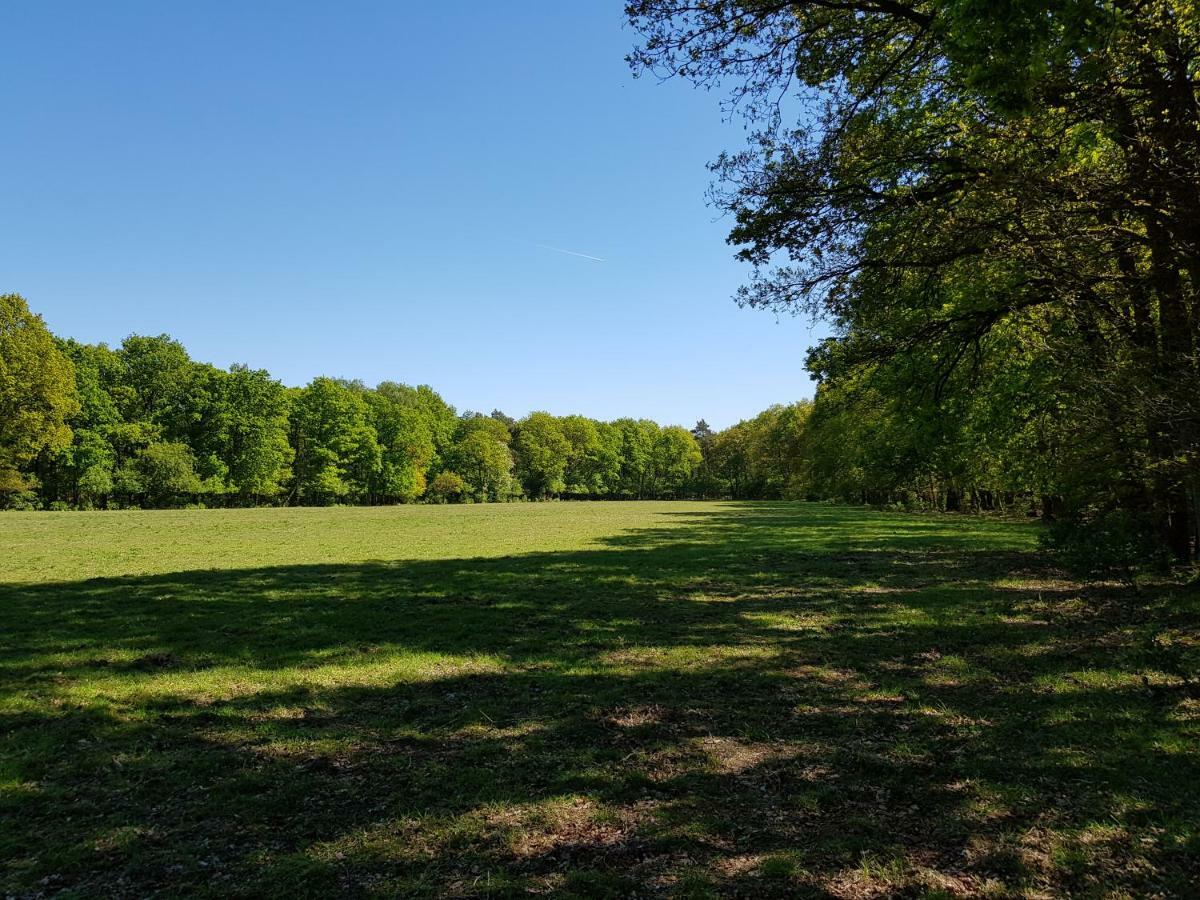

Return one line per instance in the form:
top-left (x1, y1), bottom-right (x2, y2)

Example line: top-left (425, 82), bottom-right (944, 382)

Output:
top-left (0, 295), bottom-right (78, 492)
top-left (628, 0), bottom-right (1200, 561)
top-left (0, 305), bottom-right (727, 509)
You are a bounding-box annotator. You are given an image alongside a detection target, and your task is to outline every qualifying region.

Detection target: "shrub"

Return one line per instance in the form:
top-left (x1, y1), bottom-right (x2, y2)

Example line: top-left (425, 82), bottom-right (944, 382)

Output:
top-left (426, 471), bottom-right (466, 503)
top-left (137, 442), bottom-right (203, 507)
top-left (1042, 507), bottom-right (1172, 584)
top-left (78, 464), bottom-right (113, 503)
top-left (1, 488), bottom-right (40, 510)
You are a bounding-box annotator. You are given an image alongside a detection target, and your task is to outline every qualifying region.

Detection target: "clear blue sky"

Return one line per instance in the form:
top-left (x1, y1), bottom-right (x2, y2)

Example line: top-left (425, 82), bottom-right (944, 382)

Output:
top-left (1, 1), bottom-right (821, 428)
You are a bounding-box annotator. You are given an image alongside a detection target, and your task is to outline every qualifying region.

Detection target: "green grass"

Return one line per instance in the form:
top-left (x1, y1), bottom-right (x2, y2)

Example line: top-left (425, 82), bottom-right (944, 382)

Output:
top-left (1, 502), bottom-right (1197, 897)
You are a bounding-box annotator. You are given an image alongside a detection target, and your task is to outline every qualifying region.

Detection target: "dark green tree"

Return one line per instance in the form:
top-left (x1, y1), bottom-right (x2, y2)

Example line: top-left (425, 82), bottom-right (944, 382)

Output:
top-left (629, 0), bottom-right (1200, 558)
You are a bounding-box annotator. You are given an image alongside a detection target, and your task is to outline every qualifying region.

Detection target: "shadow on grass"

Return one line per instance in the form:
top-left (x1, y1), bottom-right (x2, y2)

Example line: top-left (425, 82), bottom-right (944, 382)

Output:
top-left (1, 504), bottom-right (1197, 897)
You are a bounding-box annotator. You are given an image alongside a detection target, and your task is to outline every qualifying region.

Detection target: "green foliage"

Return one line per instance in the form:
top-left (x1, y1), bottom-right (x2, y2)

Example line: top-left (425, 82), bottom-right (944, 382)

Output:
top-left (1043, 508), bottom-right (1173, 585)
top-left (290, 378), bottom-right (381, 505)
top-left (653, 425), bottom-right (702, 497)
top-left (514, 412), bottom-right (570, 498)
top-left (118, 334), bottom-right (194, 426)
top-left (0, 487), bottom-right (41, 510)
top-left (205, 364), bottom-right (293, 500)
top-left (558, 414), bottom-right (603, 496)
top-left (0, 294), bottom-right (78, 491)
top-left (449, 415), bottom-right (514, 502)
top-left (77, 464), bottom-right (113, 506)
top-left (367, 382), bottom-right (438, 503)
top-left (701, 403), bottom-right (811, 500)
top-left (112, 459), bottom-right (143, 500)
top-left (426, 470), bottom-right (466, 503)
top-left (629, 0), bottom-right (1200, 560)
top-left (135, 442), bottom-right (203, 507)
top-left (6, 303), bottom-right (808, 509)
top-left (613, 418), bottom-right (658, 498)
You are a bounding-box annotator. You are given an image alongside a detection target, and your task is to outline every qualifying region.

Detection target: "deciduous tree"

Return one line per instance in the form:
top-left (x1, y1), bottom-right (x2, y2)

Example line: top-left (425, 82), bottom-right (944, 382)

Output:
top-left (0, 294), bottom-right (78, 495)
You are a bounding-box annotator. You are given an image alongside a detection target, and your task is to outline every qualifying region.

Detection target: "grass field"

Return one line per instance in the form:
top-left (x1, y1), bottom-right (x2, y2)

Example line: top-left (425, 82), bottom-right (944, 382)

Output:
top-left (2, 502), bottom-right (1197, 897)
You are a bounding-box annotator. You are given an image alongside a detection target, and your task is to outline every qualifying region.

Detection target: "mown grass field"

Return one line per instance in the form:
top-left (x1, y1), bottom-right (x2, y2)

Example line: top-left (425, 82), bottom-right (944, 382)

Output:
top-left (1, 502), bottom-right (1197, 897)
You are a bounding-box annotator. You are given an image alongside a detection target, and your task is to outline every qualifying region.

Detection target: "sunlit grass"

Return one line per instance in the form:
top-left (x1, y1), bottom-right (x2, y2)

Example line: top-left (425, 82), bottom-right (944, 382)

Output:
top-left (1, 502), bottom-right (1197, 896)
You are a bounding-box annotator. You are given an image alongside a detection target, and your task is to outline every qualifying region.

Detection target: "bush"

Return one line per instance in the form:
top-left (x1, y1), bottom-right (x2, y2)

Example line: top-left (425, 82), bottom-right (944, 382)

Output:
top-left (1, 489), bottom-right (40, 510)
top-left (78, 464), bottom-right (113, 503)
top-left (137, 443), bottom-right (203, 507)
top-left (426, 471), bottom-right (466, 504)
top-left (1042, 507), bottom-right (1172, 584)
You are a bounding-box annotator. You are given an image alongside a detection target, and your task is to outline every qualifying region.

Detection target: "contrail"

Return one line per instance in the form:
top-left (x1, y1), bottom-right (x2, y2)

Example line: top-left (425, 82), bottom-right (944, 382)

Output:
top-left (535, 243), bottom-right (605, 262)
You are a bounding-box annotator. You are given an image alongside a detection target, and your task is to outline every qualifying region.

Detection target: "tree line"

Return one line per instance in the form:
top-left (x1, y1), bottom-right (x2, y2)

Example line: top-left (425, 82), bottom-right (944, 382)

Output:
top-left (628, 0), bottom-right (1200, 568)
top-left (6, 288), bottom-right (1178, 573)
top-left (1, 294), bottom-right (818, 509)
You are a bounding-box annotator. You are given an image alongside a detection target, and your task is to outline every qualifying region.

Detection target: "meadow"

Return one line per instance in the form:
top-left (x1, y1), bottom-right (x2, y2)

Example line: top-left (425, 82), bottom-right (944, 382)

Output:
top-left (1, 502), bottom-right (1197, 897)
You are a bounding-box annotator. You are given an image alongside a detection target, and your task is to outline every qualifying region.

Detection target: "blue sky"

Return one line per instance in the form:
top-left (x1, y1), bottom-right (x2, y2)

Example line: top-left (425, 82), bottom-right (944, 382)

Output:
top-left (1, 1), bottom-right (822, 428)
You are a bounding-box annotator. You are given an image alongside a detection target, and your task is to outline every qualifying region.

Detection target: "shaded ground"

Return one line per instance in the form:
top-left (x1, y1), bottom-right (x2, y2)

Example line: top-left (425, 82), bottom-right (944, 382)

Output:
top-left (1, 503), bottom-right (1197, 897)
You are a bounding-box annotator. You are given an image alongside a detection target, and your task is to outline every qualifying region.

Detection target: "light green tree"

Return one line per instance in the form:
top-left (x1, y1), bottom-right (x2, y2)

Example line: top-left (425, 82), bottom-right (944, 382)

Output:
top-left (221, 365), bottom-right (293, 500)
top-left (613, 418), bottom-right (659, 498)
top-left (450, 415), bottom-right (514, 501)
top-left (290, 378), bottom-right (381, 504)
top-left (514, 412), bottom-right (570, 499)
top-left (136, 442), bottom-right (203, 507)
top-left (427, 471), bottom-right (466, 503)
top-left (367, 382), bottom-right (438, 503)
top-left (0, 294), bottom-right (78, 495)
top-left (652, 426), bottom-right (702, 498)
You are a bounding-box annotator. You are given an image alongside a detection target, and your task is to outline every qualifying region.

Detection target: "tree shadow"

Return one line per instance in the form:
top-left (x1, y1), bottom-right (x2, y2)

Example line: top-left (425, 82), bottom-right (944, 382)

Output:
top-left (2, 505), bottom-right (1197, 896)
